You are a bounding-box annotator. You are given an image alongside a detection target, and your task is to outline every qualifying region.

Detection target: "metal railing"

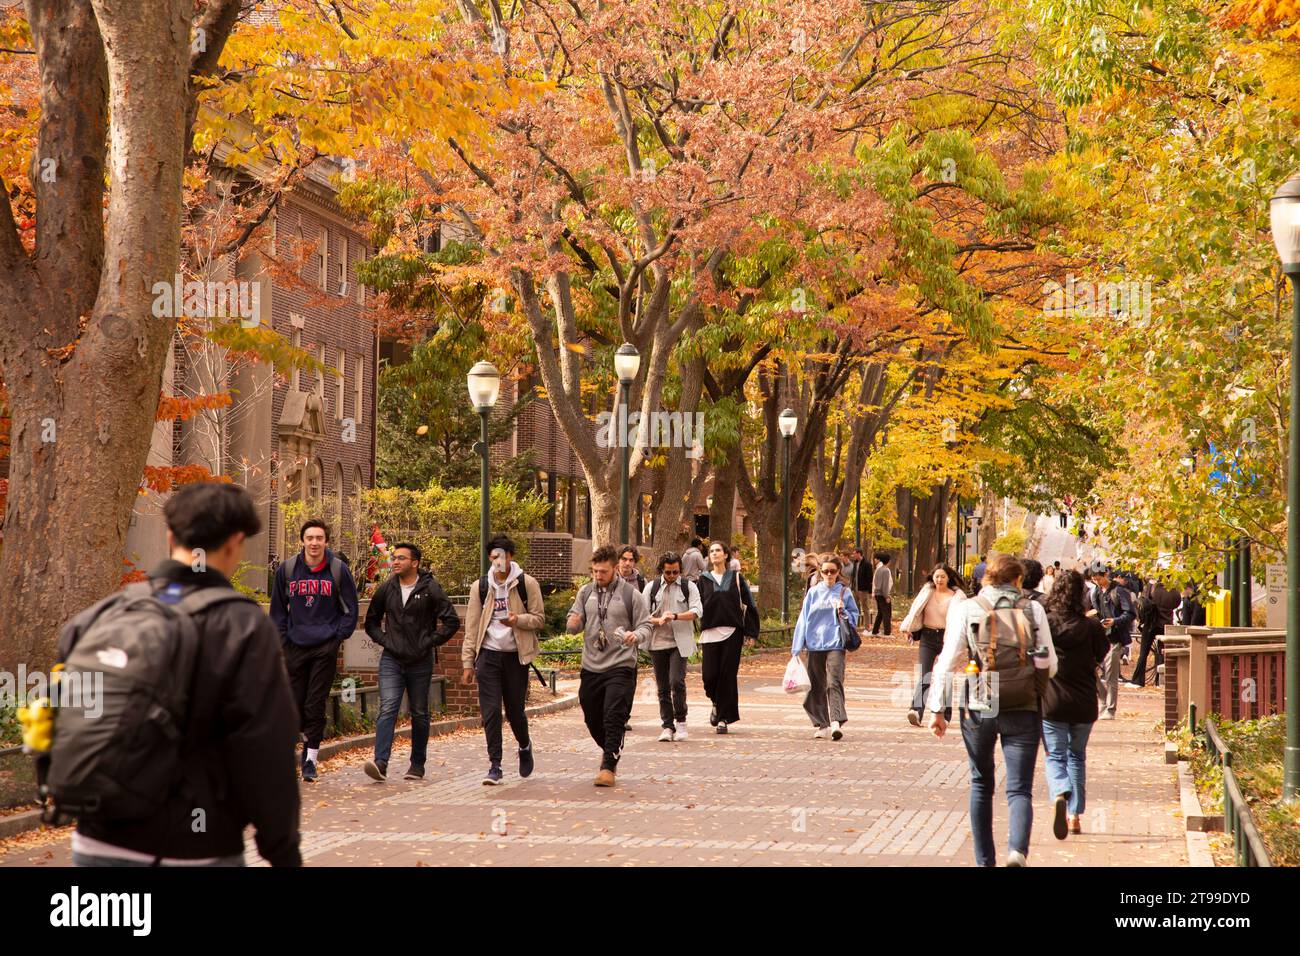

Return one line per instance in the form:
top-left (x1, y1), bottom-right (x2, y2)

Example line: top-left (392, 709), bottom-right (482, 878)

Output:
top-left (1197, 709), bottom-right (1273, 868)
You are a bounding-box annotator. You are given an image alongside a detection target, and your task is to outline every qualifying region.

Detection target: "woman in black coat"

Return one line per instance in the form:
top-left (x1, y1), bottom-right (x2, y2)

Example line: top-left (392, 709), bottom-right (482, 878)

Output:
top-left (696, 540), bottom-right (759, 734)
top-left (1042, 570), bottom-right (1109, 838)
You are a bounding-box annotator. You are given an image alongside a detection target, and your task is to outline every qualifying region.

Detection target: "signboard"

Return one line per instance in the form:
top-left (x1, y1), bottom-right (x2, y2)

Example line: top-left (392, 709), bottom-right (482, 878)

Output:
top-left (1266, 563), bottom-right (1287, 629)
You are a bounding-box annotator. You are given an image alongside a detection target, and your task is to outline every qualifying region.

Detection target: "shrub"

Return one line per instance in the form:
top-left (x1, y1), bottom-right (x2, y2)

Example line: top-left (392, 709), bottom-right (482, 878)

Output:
top-left (991, 528), bottom-right (1028, 556)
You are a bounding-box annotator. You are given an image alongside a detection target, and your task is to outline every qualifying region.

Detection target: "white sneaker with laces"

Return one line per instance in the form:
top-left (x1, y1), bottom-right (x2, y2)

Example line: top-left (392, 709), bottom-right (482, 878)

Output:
top-left (830, 721), bottom-right (843, 741)
top-left (1006, 850), bottom-right (1028, 867)
top-left (657, 727), bottom-right (674, 742)
top-left (813, 727), bottom-right (827, 739)
top-left (674, 722), bottom-right (688, 741)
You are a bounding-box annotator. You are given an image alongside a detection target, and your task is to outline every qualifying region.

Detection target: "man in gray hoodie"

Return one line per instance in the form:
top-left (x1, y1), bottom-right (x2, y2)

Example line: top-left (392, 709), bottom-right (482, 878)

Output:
top-left (567, 545), bottom-right (653, 787)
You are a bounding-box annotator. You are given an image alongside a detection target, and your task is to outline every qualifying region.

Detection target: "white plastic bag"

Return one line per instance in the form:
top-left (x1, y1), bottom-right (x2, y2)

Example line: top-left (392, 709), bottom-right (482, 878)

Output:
top-left (783, 656), bottom-right (810, 694)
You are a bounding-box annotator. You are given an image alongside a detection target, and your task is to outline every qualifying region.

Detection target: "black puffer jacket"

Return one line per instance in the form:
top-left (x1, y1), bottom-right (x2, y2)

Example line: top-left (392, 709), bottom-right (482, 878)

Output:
top-left (1042, 610), bottom-right (1109, 724)
top-left (364, 570), bottom-right (459, 665)
top-left (62, 561), bottom-right (302, 866)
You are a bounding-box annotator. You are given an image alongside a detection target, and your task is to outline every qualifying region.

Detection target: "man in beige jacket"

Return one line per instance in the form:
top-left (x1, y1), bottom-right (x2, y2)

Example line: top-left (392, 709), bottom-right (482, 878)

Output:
top-left (463, 535), bottom-right (546, 785)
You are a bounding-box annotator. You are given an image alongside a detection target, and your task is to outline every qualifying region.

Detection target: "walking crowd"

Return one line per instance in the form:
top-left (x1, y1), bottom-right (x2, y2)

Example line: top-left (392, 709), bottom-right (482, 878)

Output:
top-left (23, 480), bottom-right (1190, 868)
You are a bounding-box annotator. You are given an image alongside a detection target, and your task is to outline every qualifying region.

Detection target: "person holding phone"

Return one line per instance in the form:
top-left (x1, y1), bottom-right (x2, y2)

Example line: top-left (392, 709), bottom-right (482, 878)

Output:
top-left (1090, 564), bottom-right (1134, 720)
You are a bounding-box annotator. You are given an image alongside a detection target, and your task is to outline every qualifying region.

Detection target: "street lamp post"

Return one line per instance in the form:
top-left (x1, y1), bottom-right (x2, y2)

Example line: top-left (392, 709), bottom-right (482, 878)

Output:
top-left (614, 343), bottom-right (641, 545)
top-left (467, 360), bottom-right (501, 579)
top-left (1270, 172), bottom-right (1300, 801)
top-left (779, 409), bottom-right (798, 624)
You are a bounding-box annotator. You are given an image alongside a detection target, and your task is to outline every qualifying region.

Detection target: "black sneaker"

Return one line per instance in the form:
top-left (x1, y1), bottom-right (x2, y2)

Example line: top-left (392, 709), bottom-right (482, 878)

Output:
top-left (403, 765), bottom-right (424, 780)
top-left (1053, 794), bottom-right (1069, 840)
top-left (709, 706), bottom-right (719, 727)
top-left (519, 744), bottom-right (535, 779)
top-left (364, 759), bottom-right (387, 781)
top-left (483, 765), bottom-right (504, 786)
top-left (302, 759), bottom-right (318, 783)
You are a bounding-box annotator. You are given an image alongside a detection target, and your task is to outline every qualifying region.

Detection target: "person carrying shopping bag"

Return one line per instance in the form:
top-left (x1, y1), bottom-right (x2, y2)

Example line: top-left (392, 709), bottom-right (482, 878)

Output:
top-left (790, 555), bottom-right (860, 740)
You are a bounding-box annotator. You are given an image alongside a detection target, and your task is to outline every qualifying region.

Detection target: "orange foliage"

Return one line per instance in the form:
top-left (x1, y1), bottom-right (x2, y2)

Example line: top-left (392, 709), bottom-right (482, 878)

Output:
top-left (142, 465), bottom-right (231, 494)
top-left (155, 392), bottom-right (233, 422)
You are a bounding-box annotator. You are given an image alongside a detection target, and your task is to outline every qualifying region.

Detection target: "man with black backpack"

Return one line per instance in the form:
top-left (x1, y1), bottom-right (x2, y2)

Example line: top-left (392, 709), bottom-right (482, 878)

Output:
top-left (926, 554), bottom-right (1057, 867)
top-left (1091, 564), bottom-right (1134, 719)
top-left (462, 535), bottom-right (547, 785)
top-left (643, 552), bottom-right (703, 742)
top-left (362, 542), bottom-right (460, 782)
top-left (270, 518), bottom-right (359, 782)
top-left (44, 481), bottom-right (301, 867)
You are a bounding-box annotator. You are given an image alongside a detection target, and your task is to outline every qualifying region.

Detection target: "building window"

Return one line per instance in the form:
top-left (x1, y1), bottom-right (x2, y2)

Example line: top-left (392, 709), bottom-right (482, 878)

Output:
top-left (318, 226), bottom-right (329, 291)
top-left (338, 237), bottom-right (348, 295)
top-left (335, 462), bottom-right (345, 528)
top-left (555, 476), bottom-right (570, 536)
top-left (290, 329), bottom-right (302, 391)
top-left (354, 355), bottom-right (365, 425)
top-left (356, 246), bottom-right (366, 305)
top-left (308, 458), bottom-right (323, 501)
top-left (335, 348), bottom-right (346, 420)
top-left (316, 344), bottom-right (326, 404)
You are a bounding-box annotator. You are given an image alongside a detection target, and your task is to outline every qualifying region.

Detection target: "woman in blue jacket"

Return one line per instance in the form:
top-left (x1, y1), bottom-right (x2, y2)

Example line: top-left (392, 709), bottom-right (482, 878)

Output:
top-left (791, 555), bottom-right (859, 740)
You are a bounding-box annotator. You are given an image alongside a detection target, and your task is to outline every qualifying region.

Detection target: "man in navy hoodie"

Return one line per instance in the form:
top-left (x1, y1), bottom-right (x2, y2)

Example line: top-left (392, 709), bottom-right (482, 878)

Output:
top-left (271, 519), bottom-right (359, 781)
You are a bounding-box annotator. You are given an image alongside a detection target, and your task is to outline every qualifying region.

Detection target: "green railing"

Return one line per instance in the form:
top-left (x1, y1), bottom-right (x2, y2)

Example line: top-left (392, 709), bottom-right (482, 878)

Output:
top-left (1195, 706), bottom-right (1273, 868)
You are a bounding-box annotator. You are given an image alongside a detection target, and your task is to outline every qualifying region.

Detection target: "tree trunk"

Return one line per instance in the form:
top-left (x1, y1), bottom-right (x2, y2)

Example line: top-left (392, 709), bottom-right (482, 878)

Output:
top-left (708, 453), bottom-right (738, 545)
top-left (652, 356), bottom-right (704, 552)
top-left (0, 0), bottom-right (210, 670)
top-left (751, 504), bottom-right (785, 621)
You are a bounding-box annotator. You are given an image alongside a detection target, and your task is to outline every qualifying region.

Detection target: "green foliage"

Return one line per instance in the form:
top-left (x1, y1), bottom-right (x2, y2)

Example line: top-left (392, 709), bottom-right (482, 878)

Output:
top-left (544, 587), bottom-right (577, 636)
top-left (360, 482), bottom-right (551, 594)
top-left (991, 527), bottom-right (1029, 555)
top-left (0, 701), bottom-right (19, 746)
top-left (230, 561), bottom-right (269, 600)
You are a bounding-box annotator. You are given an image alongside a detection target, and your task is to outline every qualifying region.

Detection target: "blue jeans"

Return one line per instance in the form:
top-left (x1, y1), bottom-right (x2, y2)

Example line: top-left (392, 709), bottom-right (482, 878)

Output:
top-left (960, 708), bottom-right (1040, 867)
top-left (375, 650), bottom-right (434, 768)
top-left (1041, 719), bottom-right (1093, 815)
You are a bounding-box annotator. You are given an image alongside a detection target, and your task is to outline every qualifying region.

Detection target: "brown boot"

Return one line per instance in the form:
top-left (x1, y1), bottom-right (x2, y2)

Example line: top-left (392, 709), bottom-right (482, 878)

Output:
top-left (594, 768), bottom-right (616, 787)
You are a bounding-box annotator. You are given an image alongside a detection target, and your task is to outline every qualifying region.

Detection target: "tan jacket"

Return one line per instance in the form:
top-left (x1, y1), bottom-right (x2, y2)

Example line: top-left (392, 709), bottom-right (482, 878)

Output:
top-left (462, 569), bottom-right (546, 667)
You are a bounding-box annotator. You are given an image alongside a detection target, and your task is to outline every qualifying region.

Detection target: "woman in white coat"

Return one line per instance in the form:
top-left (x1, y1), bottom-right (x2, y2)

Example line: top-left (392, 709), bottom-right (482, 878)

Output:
top-left (899, 564), bottom-right (966, 726)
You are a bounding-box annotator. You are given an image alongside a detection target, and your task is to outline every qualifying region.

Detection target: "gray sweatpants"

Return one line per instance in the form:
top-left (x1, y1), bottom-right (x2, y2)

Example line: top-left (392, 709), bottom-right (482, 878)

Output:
top-left (1096, 643), bottom-right (1124, 716)
top-left (804, 650), bottom-right (847, 727)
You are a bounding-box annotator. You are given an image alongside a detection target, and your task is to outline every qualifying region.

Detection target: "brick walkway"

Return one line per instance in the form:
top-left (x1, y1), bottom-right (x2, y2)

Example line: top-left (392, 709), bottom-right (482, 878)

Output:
top-left (0, 641), bottom-right (1185, 867)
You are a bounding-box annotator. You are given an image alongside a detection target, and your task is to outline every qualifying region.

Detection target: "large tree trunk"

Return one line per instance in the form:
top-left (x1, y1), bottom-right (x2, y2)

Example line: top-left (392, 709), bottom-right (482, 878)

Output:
top-left (652, 356), bottom-right (704, 552)
top-left (708, 453), bottom-right (738, 545)
top-left (0, 0), bottom-right (219, 670)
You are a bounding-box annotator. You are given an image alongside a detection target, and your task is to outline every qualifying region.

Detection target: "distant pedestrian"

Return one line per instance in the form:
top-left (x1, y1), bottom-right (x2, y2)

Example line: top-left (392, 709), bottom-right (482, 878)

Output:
top-left (681, 538), bottom-right (707, 583)
top-left (1177, 583), bottom-right (1206, 627)
top-left (363, 542), bottom-right (459, 782)
top-left (1041, 570), bottom-right (1108, 838)
top-left (617, 545), bottom-right (647, 590)
top-left (870, 552), bottom-right (894, 636)
top-left (898, 563), bottom-right (966, 727)
top-left (1021, 559), bottom-right (1047, 607)
top-left (850, 547), bottom-right (871, 619)
top-left (643, 552), bottom-right (702, 742)
top-left (970, 554), bottom-right (988, 591)
top-left (697, 540), bottom-right (760, 734)
top-left (270, 519), bottom-right (359, 783)
top-left (1041, 563), bottom-right (1057, 595)
top-left (926, 554), bottom-right (1057, 867)
top-left (566, 547), bottom-right (652, 787)
top-left (790, 555), bottom-right (859, 740)
top-left (463, 536), bottom-right (547, 786)
top-left (1091, 564), bottom-right (1135, 720)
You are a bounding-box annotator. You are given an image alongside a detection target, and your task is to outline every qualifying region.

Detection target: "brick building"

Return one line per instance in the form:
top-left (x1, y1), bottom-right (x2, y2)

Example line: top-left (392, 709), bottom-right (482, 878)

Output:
top-left (126, 155), bottom-right (378, 578)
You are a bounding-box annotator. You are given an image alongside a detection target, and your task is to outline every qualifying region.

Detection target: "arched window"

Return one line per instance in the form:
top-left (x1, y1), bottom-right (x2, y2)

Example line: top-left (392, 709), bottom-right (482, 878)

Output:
top-left (335, 462), bottom-right (346, 526)
top-left (308, 458), bottom-right (323, 502)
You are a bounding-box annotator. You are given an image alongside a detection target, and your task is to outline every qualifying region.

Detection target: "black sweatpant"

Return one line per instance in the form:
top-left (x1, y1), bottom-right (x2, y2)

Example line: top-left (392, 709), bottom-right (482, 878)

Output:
top-left (579, 667), bottom-right (637, 771)
top-left (475, 649), bottom-right (531, 765)
top-left (650, 648), bottom-right (687, 728)
top-left (872, 596), bottom-right (892, 635)
top-left (911, 627), bottom-right (951, 719)
top-left (701, 630), bottom-right (743, 724)
top-left (283, 637), bottom-right (340, 750)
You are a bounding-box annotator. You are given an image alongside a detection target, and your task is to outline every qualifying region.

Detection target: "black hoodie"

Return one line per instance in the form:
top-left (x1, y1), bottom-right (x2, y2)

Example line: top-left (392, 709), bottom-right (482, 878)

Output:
top-left (364, 570), bottom-right (460, 665)
top-left (64, 560), bottom-right (302, 866)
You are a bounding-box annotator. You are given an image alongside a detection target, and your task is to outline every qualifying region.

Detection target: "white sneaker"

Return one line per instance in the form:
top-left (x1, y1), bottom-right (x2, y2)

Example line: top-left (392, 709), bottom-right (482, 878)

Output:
top-left (830, 721), bottom-right (843, 741)
top-left (674, 722), bottom-right (688, 741)
top-left (1006, 850), bottom-right (1028, 867)
top-left (813, 727), bottom-right (827, 739)
top-left (657, 727), bottom-right (674, 742)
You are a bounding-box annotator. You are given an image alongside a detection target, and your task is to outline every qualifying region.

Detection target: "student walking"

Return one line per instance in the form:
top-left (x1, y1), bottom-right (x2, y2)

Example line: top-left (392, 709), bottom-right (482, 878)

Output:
top-left (643, 552), bottom-right (703, 741)
top-left (870, 552), bottom-right (895, 635)
top-left (463, 536), bottom-right (548, 784)
top-left (790, 555), bottom-right (859, 740)
top-left (898, 564), bottom-right (965, 727)
top-left (618, 545), bottom-right (647, 590)
top-left (697, 540), bottom-right (760, 734)
top-left (270, 519), bottom-right (359, 782)
top-left (1041, 570), bottom-right (1109, 838)
top-left (48, 482), bottom-right (302, 867)
top-left (362, 542), bottom-right (459, 782)
top-left (1091, 564), bottom-right (1134, 719)
top-left (566, 546), bottom-right (652, 786)
top-left (681, 538), bottom-right (708, 583)
top-left (926, 554), bottom-right (1057, 867)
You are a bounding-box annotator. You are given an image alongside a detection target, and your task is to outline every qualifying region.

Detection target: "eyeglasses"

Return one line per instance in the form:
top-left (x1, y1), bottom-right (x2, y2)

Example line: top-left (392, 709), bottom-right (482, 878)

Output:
top-left (662, 568), bottom-right (680, 577)
top-left (821, 568), bottom-right (838, 575)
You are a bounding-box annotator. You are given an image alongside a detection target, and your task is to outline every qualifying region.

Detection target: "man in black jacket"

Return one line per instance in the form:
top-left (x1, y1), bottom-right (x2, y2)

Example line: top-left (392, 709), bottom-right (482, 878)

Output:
top-left (63, 482), bottom-right (301, 867)
top-left (1092, 565), bottom-right (1135, 719)
top-left (1129, 579), bottom-right (1180, 687)
top-left (363, 543), bottom-right (459, 781)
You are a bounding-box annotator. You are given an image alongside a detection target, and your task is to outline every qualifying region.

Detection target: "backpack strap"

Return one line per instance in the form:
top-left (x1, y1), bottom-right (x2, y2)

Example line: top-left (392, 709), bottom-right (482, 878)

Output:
top-left (648, 578), bottom-right (663, 613)
top-left (620, 578), bottom-right (636, 623)
top-left (177, 586), bottom-right (257, 616)
top-left (972, 596), bottom-right (997, 670)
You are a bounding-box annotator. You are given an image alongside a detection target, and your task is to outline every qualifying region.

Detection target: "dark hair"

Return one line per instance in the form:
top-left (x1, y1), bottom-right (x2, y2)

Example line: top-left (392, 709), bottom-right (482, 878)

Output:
top-left (985, 553), bottom-right (1024, 586)
top-left (852, 547), bottom-right (863, 557)
top-left (1053, 560), bottom-right (1061, 569)
top-left (708, 540), bottom-right (732, 558)
top-left (930, 563), bottom-right (965, 592)
top-left (300, 518), bottom-right (329, 542)
top-left (690, 537), bottom-right (702, 549)
top-left (392, 542), bottom-right (422, 563)
top-left (875, 552), bottom-right (891, 565)
top-left (658, 552), bottom-right (682, 572)
top-left (592, 545), bottom-right (620, 566)
top-left (820, 555), bottom-right (843, 571)
top-left (618, 545), bottom-right (638, 561)
top-left (1045, 569), bottom-right (1086, 620)
top-left (164, 481), bottom-right (262, 551)
top-left (487, 535), bottom-right (516, 557)
top-left (1021, 559), bottom-right (1044, 590)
